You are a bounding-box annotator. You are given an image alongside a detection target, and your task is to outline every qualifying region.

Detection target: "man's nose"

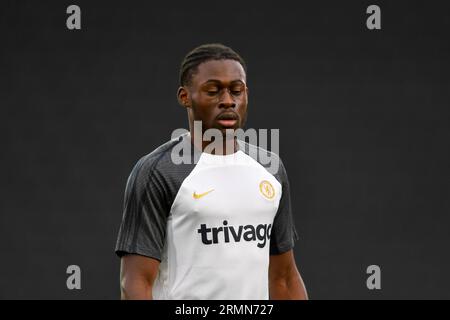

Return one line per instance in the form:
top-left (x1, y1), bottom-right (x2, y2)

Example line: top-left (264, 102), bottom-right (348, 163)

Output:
top-left (218, 89), bottom-right (236, 108)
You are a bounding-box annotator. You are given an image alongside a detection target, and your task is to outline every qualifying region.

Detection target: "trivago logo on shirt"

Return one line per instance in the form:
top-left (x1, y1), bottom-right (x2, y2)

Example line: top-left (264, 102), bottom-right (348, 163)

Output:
top-left (197, 220), bottom-right (272, 248)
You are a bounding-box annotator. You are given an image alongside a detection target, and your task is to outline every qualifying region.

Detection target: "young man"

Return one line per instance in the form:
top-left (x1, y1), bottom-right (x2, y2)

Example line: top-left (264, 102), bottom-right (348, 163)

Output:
top-left (115, 43), bottom-right (308, 300)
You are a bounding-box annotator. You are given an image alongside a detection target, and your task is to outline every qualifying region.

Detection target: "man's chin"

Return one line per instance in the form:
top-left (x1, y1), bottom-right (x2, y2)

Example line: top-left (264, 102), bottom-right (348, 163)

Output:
top-left (219, 127), bottom-right (240, 137)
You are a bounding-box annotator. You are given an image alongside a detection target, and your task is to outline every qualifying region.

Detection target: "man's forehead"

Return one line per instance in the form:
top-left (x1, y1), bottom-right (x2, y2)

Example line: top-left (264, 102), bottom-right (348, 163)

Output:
top-left (193, 59), bottom-right (246, 84)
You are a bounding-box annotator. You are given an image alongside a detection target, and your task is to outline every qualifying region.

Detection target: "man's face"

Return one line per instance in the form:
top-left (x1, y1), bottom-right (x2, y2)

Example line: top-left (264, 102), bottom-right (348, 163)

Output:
top-left (180, 59), bottom-right (248, 134)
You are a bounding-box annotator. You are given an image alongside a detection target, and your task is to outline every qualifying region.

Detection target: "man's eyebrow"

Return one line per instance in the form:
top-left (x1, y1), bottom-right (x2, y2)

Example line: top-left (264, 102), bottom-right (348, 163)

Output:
top-left (201, 79), bottom-right (246, 86)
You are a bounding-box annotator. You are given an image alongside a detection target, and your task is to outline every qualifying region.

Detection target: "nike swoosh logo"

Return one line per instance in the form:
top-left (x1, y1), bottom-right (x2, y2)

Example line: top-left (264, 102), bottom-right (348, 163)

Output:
top-left (193, 189), bottom-right (215, 199)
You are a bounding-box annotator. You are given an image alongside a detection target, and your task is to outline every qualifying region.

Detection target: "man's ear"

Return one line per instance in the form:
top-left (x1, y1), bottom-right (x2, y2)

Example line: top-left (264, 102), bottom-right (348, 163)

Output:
top-left (177, 86), bottom-right (190, 108)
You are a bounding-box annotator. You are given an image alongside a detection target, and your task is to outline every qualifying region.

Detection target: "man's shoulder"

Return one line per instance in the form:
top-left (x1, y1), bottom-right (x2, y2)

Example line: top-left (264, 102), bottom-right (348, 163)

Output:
top-left (237, 139), bottom-right (282, 160)
top-left (237, 139), bottom-right (285, 177)
top-left (131, 134), bottom-right (187, 177)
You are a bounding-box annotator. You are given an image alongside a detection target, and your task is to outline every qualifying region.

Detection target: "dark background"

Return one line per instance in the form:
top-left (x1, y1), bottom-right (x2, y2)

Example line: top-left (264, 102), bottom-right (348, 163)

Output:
top-left (1, 0), bottom-right (449, 299)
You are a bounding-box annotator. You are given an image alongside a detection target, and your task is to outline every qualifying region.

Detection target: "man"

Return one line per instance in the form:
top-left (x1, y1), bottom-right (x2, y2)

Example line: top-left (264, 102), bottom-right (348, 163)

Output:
top-left (115, 43), bottom-right (308, 300)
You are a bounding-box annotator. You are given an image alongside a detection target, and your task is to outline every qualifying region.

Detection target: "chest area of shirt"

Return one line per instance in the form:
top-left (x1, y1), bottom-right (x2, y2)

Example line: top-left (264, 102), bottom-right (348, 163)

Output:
top-left (170, 163), bottom-right (281, 222)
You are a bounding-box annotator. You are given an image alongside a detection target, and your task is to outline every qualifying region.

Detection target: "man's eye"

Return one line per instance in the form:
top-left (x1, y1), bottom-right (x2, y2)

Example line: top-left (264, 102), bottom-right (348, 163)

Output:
top-left (206, 87), bottom-right (219, 95)
top-left (231, 90), bottom-right (242, 95)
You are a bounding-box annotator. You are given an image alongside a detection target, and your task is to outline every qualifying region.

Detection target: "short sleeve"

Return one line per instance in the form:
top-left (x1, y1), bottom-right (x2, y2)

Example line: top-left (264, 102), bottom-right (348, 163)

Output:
top-left (270, 159), bottom-right (300, 255)
top-left (115, 155), bottom-right (169, 261)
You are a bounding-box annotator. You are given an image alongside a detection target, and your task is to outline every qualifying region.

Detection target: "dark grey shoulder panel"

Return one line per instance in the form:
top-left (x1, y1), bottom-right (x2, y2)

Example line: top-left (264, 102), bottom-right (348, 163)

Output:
top-left (151, 134), bottom-right (200, 213)
top-left (115, 133), bottom-right (197, 261)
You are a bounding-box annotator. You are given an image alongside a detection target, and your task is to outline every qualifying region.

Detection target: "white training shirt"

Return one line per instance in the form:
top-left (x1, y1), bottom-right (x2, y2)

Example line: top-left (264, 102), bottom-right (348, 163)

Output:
top-left (115, 132), bottom-right (298, 299)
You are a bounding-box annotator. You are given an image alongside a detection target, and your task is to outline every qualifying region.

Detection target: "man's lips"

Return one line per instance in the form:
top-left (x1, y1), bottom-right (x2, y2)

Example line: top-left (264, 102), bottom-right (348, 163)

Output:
top-left (216, 112), bottom-right (239, 127)
top-left (217, 119), bottom-right (237, 127)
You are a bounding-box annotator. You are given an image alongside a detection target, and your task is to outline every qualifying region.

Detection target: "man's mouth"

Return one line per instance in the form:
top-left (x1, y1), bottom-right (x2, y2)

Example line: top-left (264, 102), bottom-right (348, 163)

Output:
top-left (217, 119), bottom-right (237, 127)
top-left (216, 113), bottom-right (239, 128)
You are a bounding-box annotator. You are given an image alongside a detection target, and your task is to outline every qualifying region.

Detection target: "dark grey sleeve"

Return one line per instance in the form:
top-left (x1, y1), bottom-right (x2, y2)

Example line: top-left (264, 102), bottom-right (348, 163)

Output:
top-left (270, 159), bottom-right (300, 255)
top-left (115, 155), bottom-right (168, 261)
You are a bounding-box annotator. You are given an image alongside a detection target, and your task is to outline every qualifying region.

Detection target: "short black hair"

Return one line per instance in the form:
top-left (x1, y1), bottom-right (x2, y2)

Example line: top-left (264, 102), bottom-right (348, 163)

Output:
top-left (179, 43), bottom-right (247, 87)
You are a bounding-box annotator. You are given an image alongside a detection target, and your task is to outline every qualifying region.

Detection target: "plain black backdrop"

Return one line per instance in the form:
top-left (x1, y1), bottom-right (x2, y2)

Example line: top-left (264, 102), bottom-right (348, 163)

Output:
top-left (1, 0), bottom-right (449, 299)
